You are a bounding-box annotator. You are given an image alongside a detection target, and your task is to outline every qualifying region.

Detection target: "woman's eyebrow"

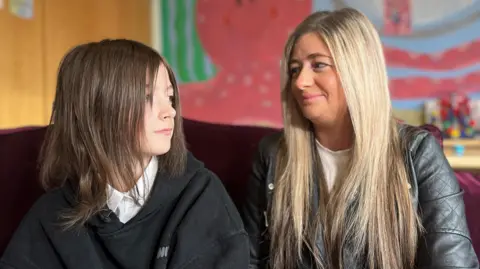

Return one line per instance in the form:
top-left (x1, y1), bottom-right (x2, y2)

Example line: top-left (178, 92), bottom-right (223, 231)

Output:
top-left (289, 53), bottom-right (333, 65)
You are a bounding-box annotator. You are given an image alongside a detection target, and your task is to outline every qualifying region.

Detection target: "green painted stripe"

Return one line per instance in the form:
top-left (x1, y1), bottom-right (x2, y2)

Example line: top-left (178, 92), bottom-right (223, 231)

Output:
top-left (175, 0), bottom-right (190, 81)
top-left (160, 0), bottom-right (217, 83)
top-left (161, 0), bottom-right (172, 65)
top-left (191, 5), bottom-right (208, 81)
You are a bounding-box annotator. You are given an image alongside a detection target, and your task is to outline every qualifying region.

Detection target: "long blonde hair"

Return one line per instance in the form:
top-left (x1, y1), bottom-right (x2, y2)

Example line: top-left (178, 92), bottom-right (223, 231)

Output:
top-left (271, 8), bottom-right (420, 269)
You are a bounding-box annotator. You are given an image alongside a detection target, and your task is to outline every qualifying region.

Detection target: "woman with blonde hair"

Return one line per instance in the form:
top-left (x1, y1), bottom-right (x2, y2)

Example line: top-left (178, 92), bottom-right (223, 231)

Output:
top-left (242, 8), bottom-right (479, 269)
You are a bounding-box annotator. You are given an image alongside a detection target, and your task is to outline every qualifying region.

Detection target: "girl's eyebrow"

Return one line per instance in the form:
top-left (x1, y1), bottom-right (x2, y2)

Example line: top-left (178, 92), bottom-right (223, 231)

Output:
top-left (145, 84), bottom-right (155, 94)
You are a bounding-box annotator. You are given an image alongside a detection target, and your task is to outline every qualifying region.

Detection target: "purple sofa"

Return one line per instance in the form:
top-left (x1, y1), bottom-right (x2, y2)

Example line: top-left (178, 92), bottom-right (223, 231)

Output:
top-left (0, 120), bottom-right (478, 258)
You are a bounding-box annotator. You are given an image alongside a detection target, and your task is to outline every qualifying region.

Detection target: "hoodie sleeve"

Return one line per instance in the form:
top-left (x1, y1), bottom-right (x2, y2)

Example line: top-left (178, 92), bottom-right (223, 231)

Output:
top-left (166, 169), bottom-right (249, 269)
top-left (180, 232), bottom-right (249, 269)
top-left (0, 193), bottom-right (65, 269)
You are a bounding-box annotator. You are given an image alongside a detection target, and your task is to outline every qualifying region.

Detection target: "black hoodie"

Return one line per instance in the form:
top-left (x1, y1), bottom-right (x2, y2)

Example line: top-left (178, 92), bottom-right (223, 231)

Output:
top-left (0, 152), bottom-right (249, 269)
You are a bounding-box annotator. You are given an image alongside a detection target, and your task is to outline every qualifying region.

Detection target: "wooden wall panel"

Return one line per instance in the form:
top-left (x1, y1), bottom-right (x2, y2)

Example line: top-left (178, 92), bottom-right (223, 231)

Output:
top-left (43, 0), bottom-right (151, 121)
top-left (0, 0), bottom-right (45, 129)
top-left (0, 0), bottom-right (151, 129)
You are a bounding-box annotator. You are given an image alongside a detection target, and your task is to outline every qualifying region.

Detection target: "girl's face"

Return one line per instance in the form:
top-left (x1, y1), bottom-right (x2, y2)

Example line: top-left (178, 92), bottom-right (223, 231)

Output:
top-left (141, 64), bottom-right (176, 159)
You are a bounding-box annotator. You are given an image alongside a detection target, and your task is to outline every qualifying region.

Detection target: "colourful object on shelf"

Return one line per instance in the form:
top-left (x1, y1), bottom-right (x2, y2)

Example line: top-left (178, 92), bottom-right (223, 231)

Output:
top-left (465, 127), bottom-right (474, 137)
top-left (451, 128), bottom-right (460, 138)
top-left (453, 144), bottom-right (465, 156)
top-left (444, 121), bottom-right (451, 129)
top-left (425, 96), bottom-right (480, 138)
top-left (427, 93), bottom-right (477, 139)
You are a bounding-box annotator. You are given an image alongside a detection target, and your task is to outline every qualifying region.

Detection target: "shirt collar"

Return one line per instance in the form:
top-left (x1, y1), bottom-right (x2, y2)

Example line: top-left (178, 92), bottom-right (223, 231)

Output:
top-left (107, 157), bottom-right (159, 211)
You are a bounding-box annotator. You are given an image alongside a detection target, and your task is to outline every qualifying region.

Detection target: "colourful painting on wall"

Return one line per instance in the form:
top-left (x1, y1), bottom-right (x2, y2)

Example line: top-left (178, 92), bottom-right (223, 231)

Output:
top-left (161, 0), bottom-right (480, 127)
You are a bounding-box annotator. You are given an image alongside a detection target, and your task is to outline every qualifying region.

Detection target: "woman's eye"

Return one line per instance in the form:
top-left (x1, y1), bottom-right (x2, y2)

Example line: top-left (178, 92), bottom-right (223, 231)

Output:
top-left (289, 66), bottom-right (300, 77)
top-left (169, 95), bottom-right (175, 104)
top-left (312, 62), bottom-right (328, 70)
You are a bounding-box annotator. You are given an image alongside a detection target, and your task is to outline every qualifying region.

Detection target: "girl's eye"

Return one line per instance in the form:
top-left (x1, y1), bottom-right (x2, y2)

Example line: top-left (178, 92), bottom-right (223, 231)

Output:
top-left (145, 94), bottom-right (152, 102)
top-left (169, 95), bottom-right (175, 104)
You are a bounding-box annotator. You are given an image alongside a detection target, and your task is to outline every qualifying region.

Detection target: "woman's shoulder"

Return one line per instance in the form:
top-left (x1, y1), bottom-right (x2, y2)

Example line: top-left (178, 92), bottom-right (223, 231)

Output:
top-left (398, 123), bottom-right (442, 155)
top-left (256, 130), bottom-right (284, 161)
top-left (398, 124), bottom-right (453, 188)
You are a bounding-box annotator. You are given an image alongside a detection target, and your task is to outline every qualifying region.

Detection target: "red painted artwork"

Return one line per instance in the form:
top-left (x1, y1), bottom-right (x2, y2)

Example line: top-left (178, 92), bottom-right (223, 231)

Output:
top-left (179, 0), bottom-right (311, 126)
top-left (173, 0), bottom-right (480, 126)
top-left (383, 0), bottom-right (411, 35)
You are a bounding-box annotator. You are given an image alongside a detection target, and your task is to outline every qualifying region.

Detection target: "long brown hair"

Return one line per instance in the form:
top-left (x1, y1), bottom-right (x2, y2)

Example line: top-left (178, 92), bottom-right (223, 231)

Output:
top-left (271, 8), bottom-right (421, 269)
top-left (40, 39), bottom-right (187, 229)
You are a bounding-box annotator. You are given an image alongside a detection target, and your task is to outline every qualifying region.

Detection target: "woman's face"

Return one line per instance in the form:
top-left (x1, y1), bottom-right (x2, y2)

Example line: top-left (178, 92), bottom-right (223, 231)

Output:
top-left (141, 64), bottom-right (176, 158)
top-left (289, 32), bottom-right (348, 127)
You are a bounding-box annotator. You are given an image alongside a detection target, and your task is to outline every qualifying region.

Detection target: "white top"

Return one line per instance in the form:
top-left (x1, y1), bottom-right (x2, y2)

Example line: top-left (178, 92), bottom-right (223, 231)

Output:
top-left (316, 140), bottom-right (351, 192)
top-left (106, 157), bottom-right (159, 223)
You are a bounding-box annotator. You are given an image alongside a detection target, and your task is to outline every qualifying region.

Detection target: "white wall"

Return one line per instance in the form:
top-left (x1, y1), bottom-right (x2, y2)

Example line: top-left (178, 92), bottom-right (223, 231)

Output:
top-left (150, 0), bottom-right (162, 52)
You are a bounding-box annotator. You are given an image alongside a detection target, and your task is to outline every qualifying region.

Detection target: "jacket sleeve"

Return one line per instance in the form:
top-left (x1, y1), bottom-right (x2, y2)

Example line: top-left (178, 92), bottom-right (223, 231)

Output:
top-left (413, 133), bottom-right (479, 268)
top-left (241, 136), bottom-right (274, 269)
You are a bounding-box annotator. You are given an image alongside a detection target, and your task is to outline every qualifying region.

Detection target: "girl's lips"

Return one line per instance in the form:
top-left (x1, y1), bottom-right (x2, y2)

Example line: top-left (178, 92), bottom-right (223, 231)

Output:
top-left (154, 128), bottom-right (173, 135)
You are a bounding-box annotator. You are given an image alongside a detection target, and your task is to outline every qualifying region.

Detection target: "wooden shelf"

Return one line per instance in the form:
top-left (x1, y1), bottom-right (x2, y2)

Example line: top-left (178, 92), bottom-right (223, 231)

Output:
top-left (443, 139), bottom-right (480, 171)
top-left (445, 156), bottom-right (480, 171)
top-left (443, 139), bottom-right (480, 147)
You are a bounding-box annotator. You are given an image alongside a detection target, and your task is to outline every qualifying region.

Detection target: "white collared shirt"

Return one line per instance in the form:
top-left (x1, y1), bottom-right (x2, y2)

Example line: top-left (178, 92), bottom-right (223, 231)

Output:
top-left (106, 157), bottom-right (159, 223)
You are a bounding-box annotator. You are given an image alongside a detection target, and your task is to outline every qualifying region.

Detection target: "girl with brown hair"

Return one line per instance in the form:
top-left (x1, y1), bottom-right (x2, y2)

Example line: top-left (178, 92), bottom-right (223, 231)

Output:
top-left (1, 39), bottom-right (248, 269)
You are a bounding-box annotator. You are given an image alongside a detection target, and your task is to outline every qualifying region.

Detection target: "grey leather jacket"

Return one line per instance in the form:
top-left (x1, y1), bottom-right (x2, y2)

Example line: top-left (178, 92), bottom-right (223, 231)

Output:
top-left (241, 125), bottom-right (479, 269)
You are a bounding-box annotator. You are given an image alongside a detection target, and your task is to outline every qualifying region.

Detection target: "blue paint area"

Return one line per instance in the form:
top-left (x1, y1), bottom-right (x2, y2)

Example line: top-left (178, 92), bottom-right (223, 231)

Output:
top-left (392, 93), bottom-right (480, 110)
top-left (204, 55), bottom-right (215, 78)
top-left (381, 20), bottom-right (480, 53)
top-left (312, 0), bottom-right (480, 53)
top-left (412, 1), bottom-right (480, 32)
top-left (312, 0), bottom-right (334, 12)
top-left (313, 0), bottom-right (480, 111)
top-left (342, 0), bottom-right (384, 26)
top-left (313, 0), bottom-right (390, 27)
top-left (388, 64), bottom-right (480, 79)
top-left (333, 0), bottom-right (480, 34)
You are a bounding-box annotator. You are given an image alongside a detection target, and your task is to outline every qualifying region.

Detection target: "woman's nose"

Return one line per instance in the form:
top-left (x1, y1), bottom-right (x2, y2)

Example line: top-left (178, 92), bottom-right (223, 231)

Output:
top-left (295, 67), bottom-right (314, 90)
